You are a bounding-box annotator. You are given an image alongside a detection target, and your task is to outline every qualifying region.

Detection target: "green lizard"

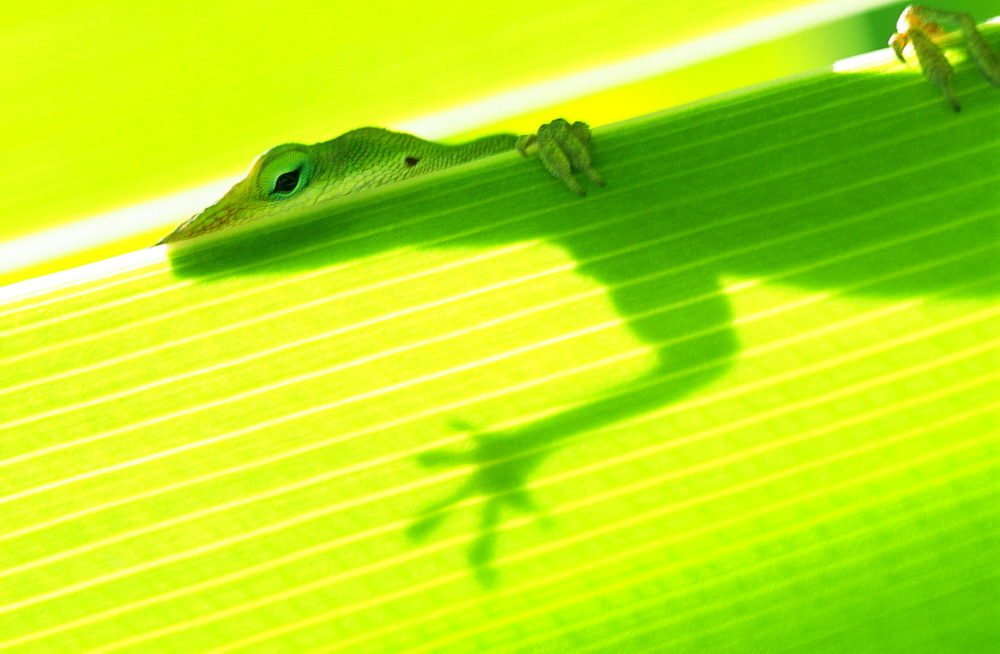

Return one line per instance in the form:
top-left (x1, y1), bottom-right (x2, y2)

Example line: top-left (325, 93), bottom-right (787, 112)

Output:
top-left (151, 7), bottom-right (1000, 587)
top-left (156, 118), bottom-right (604, 245)
top-left (157, 4), bottom-right (1000, 248)
top-left (156, 5), bottom-right (1000, 247)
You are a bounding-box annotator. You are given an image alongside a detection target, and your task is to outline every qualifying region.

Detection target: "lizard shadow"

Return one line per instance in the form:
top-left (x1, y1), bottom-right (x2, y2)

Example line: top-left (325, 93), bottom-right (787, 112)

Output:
top-left (166, 70), bottom-right (999, 587)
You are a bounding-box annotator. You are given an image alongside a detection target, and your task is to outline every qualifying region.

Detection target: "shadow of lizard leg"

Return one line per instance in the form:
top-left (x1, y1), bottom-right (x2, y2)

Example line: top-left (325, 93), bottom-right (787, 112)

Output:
top-left (406, 266), bottom-right (740, 587)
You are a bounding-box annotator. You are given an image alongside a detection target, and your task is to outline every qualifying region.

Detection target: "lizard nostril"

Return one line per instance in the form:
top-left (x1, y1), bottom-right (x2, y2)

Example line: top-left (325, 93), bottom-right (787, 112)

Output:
top-left (405, 156), bottom-right (419, 167)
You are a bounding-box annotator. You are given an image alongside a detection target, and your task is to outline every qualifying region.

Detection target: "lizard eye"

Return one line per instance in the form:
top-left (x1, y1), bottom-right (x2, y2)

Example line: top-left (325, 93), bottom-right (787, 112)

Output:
top-left (274, 169), bottom-right (301, 193)
top-left (257, 147), bottom-right (312, 199)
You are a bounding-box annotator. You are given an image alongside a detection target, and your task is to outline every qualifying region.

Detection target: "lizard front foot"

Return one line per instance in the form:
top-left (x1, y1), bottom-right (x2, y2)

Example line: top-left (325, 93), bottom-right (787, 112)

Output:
top-left (517, 119), bottom-right (605, 196)
top-left (889, 5), bottom-right (1000, 111)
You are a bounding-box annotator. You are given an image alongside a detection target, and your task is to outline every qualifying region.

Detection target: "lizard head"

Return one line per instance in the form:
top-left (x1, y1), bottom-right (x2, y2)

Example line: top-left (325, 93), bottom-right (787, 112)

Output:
top-left (157, 142), bottom-right (325, 244)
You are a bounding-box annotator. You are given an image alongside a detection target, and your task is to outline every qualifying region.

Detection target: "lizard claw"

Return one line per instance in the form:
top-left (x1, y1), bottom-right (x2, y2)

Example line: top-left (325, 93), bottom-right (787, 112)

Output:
top-left (889, 5), bottom-right (1000, 112)
top-left (517, 119), bottom-right (605, 196)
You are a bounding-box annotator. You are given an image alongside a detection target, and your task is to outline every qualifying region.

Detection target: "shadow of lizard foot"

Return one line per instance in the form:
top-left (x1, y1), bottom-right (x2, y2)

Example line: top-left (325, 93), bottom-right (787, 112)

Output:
top-left (405, 420), bottom-right (559, 587)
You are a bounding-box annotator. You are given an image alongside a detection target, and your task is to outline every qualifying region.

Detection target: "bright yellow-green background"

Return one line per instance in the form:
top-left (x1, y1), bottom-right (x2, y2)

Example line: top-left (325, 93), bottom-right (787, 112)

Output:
top-left (0, 0), bottom-right (935, 284)
top-left (1, 7), bottom-right (999, 652)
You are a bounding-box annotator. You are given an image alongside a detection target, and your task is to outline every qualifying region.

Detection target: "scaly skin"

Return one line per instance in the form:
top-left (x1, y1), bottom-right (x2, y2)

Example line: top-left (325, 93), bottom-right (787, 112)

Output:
top-left (157, 119), bottom-right (603, 245)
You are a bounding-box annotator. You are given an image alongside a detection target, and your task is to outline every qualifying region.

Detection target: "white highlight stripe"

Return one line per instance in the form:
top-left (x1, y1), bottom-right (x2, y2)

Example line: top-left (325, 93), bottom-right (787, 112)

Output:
top-left (0, 179), bottom-right (236, 277)
top-left (0, 247), bottom-right (169, 305)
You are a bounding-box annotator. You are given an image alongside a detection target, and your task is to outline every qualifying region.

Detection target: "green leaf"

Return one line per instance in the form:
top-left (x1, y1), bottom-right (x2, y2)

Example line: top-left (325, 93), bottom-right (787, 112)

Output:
top-left (1, 26), bottom-right (998, 652)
